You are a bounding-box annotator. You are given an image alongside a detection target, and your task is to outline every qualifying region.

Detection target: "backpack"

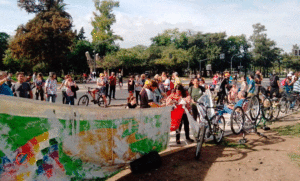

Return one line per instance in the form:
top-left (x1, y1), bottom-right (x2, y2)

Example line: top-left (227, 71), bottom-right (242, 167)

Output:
top-left (270, 75), bottom-right (278, 87)
top-left (281, 78), bottom-right (287, 87)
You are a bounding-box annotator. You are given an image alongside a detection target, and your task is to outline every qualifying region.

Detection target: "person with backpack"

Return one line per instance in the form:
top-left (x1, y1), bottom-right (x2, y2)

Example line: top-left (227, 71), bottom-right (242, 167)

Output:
top-left (269, 73), bottom-right (280, 98)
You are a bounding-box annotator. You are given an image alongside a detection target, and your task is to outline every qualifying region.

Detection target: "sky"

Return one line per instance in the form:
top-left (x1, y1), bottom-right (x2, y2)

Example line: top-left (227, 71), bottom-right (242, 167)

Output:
top-left (0, 0), bottom-right (299, 53)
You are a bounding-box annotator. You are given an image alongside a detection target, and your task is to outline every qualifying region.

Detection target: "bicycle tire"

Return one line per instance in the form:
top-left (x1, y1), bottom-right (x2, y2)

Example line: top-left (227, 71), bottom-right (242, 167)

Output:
top-left (212, 115), bottom-right (225, 144)
top-left (97, 95), bottom-right (104, 107)
top-left (77, 95), bottom-right (89, 106)
top-left (195, 125), bottom-right (206, 160)
top-left (230, 106), bottom-right (245, 135)
top-left (272, 101), bottom-right (280, 120)
top-left (249, 96), bottom-right (260, 120)
top-left (262, 97), bottom-right (272, 121)
top-left (279, 97), bottom-right (287, 113)
top-left (294, 99), bottom-right (300, 110)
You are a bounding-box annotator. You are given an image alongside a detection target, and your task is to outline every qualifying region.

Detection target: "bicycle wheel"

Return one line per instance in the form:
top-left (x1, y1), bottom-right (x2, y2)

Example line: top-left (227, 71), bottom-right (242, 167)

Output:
top-left (294, 99), bottom-right (300, 110)
top-left (195, 125), bottom-right (206, 160)
top-left (249, 96), bottom-right (260, 120)
top-left (106, 95), bottom-right (111, 105)
top-left (271, 101), bottom-right (280, 120)
top-left (262, 97), bottom-right (272, 121)
top-left (97, 95), bottom-right (104, 107)
top-left (279, 97), bottom-right (287, 113)
top-left (212, 115), bottom-right (225, 144)
top-left (77, 95), bottom-right (89, 106)
top-left (230, 106), bottom-right (245, 135)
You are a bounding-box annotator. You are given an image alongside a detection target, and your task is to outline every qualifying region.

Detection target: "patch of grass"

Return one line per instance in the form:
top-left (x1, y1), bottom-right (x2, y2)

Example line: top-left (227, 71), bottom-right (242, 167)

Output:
top-left (220, 138), bottom-right (250, 149)
top-left (273, 123), bottom-right (300, 137)
top-left (288, 153), bottom-right (300, 167)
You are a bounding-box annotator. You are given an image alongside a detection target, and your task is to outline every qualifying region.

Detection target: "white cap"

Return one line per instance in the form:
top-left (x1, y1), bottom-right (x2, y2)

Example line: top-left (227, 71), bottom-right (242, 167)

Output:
top-left (289, 71), bottom-right (294, 75)
top-left (287, 73), bottom-right (292, 77)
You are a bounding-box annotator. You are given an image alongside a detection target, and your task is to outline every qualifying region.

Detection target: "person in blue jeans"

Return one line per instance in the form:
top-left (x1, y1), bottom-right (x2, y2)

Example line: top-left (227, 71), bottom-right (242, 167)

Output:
top-left (247, 74), bottom-right (256, 97)
top-left (222, 91), bottom-right (246, 114)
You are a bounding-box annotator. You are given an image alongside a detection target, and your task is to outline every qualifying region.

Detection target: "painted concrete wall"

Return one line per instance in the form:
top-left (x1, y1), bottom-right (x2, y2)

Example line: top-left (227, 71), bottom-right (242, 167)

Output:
top-left (0, 96), bottom-right (171, 180)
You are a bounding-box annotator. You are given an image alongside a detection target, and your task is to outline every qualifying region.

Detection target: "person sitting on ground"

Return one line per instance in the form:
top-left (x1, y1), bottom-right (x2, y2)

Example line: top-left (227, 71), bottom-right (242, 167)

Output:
top-left (222, 91), bottom-right (246, 114)
top-left (228, 83), bottom-right (238, 103)
top-left (126, 91), bottom-right (137, 109)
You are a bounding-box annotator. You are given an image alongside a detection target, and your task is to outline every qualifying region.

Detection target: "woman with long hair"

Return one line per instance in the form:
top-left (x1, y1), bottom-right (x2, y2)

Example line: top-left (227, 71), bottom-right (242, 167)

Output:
top-left (34, 73), bottom-right (45, 101)
top-left (166, 84), bottom-right (193, 144)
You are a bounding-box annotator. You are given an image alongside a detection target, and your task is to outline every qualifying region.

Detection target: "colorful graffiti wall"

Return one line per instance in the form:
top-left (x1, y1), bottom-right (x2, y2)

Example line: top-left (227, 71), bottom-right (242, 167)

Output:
top-left (0, 96), bottom-right (171, 180)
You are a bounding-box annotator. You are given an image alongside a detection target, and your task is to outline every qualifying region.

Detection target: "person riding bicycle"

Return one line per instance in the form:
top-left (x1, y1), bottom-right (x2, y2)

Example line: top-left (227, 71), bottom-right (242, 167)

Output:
top-left (92, 73), bottom-right (108, 107)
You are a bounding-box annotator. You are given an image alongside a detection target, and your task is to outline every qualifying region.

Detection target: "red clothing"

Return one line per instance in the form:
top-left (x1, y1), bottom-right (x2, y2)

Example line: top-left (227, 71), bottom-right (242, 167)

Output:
top-left (109, 76), bottom-right (116, 86)
top-left (213, 76), bottom-right (218, 85)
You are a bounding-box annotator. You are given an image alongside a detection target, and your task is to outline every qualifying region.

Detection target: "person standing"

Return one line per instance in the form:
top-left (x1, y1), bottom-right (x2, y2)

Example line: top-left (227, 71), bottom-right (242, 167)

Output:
top-left (6, 72), bottom-right (14, 88)
top-left (188, 78), bottom-right (205, 120)
top-left (11, 72), bottom-right (33, 99)
top-left (217, 73), bottom-right (230, 105)
top-left (135, 75), bottom-right (143, 105)
top-left (109, 72), bottom-right (117, 99)
top-left (65, 75), bottom-right (77, 105)
top-left (128, 75), bottom-right (135, 95)
top-left (0, 71), bottom-right (13, 96)
top-left (255, 70), bottom-right (263, 96)
top-left (118, 69), bottom-right (123, 89)
top-left (173, 72), bottom-right (181, 88)
top-left (34, 73), bottom-right (45, 101)
top-left (32, 72), bottom-right (37, 83)
top-left (247, 74), bottom-right (256, 97)
top-left (269, 73), bottom-right (280, 98)
top-left (104, 70), bottom-right (109, 97)
top-left (45, 72), bottom-right (57, 103)
top-left (59, 75), bottom-right (69, 104)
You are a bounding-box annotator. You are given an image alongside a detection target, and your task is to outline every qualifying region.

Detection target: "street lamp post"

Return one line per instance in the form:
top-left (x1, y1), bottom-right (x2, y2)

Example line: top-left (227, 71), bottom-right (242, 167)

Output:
top-left (231, 54), bottom-right (239, 74)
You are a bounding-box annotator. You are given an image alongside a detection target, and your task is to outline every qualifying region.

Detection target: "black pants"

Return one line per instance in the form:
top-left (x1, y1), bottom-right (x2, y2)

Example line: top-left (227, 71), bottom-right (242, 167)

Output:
top-left (191, 104), bottom-right (199, 121)
top-left (110, 85), bottom-right (116, 98)
top-left (62, 91), bottom-right (67, 104)
top-left (256, 85), bottom-right (262, 96)
top-left (217, 91), bottom-right (226, 105)
top-left (135, 91), bottom-right (140, 105)
top-left (105, 85), bottom-right (109, 97)
top-left (176, 114), bottom-right (190, 141)
top-left (35, 89), bottom-right (44, 101)
top-left (270, 87), bottom-right (280, 98)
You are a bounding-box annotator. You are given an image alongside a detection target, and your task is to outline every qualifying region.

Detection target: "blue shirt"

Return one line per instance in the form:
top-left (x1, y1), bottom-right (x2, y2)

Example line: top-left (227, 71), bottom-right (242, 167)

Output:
top-left (249, 80), bottom-right (255, 93)
top-left (0, 83), bottom-right (13, 96)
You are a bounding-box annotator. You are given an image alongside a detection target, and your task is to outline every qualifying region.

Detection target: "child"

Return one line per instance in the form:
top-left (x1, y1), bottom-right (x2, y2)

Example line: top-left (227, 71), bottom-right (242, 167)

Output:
top-left (228, 83), bottom-right (238, 103)
top-left (127, 91), bottom-right (137, 109)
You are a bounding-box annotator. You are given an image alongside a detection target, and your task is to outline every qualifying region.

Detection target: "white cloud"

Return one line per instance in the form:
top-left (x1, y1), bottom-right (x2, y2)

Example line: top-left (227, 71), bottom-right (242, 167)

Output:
top-left (0, 0), bottom-right (11, 5)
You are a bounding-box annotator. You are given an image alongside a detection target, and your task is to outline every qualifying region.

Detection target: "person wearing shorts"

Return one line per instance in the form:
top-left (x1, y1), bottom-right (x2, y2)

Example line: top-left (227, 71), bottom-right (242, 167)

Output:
top-left (92, 73), bottom-right (107, 107)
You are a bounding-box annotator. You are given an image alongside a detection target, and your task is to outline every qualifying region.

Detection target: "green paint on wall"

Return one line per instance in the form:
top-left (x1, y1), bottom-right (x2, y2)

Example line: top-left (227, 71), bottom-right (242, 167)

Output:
top-left (0, 114), bottom-right (50, 151)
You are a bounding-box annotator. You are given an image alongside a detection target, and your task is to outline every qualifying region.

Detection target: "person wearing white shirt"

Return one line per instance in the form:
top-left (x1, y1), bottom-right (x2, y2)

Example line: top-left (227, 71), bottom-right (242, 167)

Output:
top-left (135, 75), bottom-right (143, 105)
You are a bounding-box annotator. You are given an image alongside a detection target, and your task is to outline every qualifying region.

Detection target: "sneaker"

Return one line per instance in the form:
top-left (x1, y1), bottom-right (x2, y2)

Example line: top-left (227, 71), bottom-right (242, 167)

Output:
top-left (176, 140), bottom-right (181, 144)
top-left (186, 138), bottom-right (194, 143)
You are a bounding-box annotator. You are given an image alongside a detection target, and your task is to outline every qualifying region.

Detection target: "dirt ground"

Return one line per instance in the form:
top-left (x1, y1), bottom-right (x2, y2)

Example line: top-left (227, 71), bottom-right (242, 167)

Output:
top-left (110, 113), bottom-right (300, 181)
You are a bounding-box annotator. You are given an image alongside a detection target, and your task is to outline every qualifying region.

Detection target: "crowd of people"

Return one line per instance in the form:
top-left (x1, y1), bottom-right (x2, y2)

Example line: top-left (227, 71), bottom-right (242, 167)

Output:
top-left (2, 69), bottom-right (300, 143)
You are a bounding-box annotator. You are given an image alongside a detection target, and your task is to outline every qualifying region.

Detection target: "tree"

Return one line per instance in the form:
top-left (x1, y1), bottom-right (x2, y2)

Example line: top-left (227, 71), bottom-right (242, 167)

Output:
top-left (0, 32), bottom-right (10, 69)
top-left (77, 27), bottom-right (86, 40)
top-left (67, 40), bottom-right (92, 73)
top-left (250, 23), bottom-right (280, 76)
top-left (91, 0), bottom-right (123, 58)
top-left (9, 1), bottom-right (74, 73)
top-left (18, 0), bottom-right (67, 13)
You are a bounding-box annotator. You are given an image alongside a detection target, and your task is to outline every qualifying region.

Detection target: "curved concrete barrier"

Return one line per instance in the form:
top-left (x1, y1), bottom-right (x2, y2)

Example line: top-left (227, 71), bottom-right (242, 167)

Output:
top-left (0, 96), bottom-right (171, 180)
